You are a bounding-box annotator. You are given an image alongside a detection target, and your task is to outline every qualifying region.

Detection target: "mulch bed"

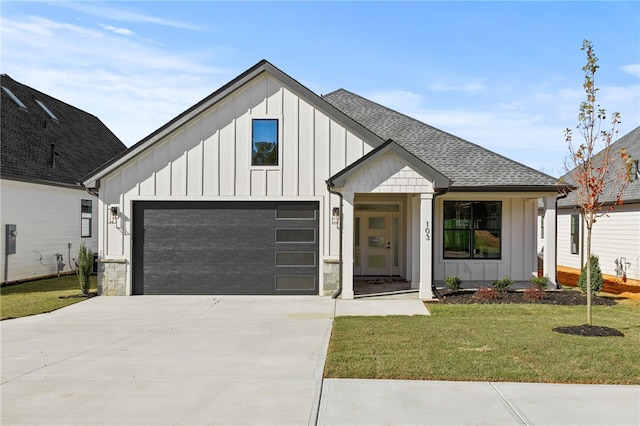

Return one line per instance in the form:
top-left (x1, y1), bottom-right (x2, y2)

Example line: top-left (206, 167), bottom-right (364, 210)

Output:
top-left (437, 289), bottom-right (624, 337)
top-left (59, 291), bottom-right (98, 299)
top-left (437, 289), bottom-right (617, 306)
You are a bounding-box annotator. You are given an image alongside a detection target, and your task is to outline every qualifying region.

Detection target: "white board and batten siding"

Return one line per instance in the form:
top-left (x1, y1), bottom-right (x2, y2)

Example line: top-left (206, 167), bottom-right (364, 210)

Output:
top-left (1, 179), bottom-right (98, 282)
top-left (99, 75), bottom-right (375, 284)
top-left (557, 204), bottom-right (640, 281)
top-left (434, 194), bottom-right (540, 282)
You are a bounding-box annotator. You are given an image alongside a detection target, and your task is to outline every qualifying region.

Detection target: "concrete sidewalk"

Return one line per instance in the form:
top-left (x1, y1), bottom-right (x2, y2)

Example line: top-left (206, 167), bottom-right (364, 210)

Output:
top-left (318, 379), bottom-right (640, 425)
top-left (2, 295), bottom-right (639, 425)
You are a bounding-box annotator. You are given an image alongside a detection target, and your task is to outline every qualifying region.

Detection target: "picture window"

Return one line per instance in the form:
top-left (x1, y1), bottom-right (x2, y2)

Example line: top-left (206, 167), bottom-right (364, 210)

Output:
top-left (252, 118), bottom-right (278, 166)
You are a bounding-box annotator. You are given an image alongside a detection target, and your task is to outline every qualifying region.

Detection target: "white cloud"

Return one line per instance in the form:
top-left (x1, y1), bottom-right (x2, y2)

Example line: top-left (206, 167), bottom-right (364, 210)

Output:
top-left (1, 15), bottom-right (230, 145)
top-left (426, 80), bottom-right (485, 92)
top-left (99, 24), bottom-right (135, 36)
top-left (58, 2), bottom-right (204, 31)
top-left (620, 64), bottom-right (640, 78)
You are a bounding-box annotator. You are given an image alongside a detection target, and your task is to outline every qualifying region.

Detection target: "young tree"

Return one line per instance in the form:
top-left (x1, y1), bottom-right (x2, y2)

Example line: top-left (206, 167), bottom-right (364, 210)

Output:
top-left (564, 40), bottom-right (631, 325)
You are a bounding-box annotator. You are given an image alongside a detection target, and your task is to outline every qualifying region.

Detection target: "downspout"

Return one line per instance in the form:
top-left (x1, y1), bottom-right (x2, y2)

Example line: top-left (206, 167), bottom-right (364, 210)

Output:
top-left (326, 180), bottom-right (343, 299)
top-left (555, 192), bottom-right (568, 289)
top-left (431, 188), bottom-right (449, 299)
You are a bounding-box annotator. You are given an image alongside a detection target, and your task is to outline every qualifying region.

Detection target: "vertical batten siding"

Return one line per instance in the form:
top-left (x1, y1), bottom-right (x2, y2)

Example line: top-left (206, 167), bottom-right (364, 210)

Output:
top-left (170, 131), bottom-right (187, 196)
top-left (98, 74), bottom-right (374, 278)
top-left (299, 101), bottom-right (315, 196)
top-left (218, 100), bottom-right (236, 196)
top-left (186, 122), bottom-right (203, 196)
top-left (282, 89), bottom-right (299, 196)
top-left (235, 88), bottom-right (250, 196)
top-left (202, 110), bottom-right (220, 196)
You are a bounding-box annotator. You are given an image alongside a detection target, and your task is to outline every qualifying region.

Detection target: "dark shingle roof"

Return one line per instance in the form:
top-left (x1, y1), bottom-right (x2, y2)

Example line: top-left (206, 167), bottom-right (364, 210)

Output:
top-left (323, 89), bottom-right (559, 190)
top-left (559, 126), bottom-right (640, 206)
top-left (1, 74), bottom-right (126, 186)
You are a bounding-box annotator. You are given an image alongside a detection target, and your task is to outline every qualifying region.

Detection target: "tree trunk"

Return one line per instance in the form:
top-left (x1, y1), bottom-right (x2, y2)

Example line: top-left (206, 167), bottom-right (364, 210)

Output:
top-left (586, 221), bottom-right (592, 326)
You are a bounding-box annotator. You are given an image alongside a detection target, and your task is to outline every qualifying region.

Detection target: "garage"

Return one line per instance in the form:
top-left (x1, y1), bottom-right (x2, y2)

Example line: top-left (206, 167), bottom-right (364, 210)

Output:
top-left (132, 201), bottom-right (319, 295)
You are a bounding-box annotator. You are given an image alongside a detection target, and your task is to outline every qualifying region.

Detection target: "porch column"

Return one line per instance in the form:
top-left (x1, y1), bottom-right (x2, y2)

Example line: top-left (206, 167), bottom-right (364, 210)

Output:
top-left (419, 193), bottom-right (434, 300)
top-left (543, 196), bottom-right (558, 286)
top-left (341, 191), bottom-right (355, 299)
top-left (410, 195), bottom-right (420, 289)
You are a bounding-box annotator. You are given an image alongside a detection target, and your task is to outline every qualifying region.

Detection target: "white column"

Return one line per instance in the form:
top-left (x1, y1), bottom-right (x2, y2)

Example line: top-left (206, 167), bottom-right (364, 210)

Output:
top-left (419, 193), bottom-right (434, 300)
top-left (543, 196), bottom-right (557, 286)
top-left (341, 191), bottom-right (355, 299)
top-left (410, 195), bottom-right (420, 289)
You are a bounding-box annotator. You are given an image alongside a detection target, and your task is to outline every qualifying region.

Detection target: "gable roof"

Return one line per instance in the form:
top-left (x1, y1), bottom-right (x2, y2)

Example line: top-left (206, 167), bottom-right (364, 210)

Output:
top-left (329, 139), bottom-right (451, 189)
top-left (1, 74), bottom-right (126, 188)
top-left (323, 89), bottom-right (560, 191)
top-left (81, 60), bottom-right (385, 188)
top-left (559, 126), bottom-right (640, 206)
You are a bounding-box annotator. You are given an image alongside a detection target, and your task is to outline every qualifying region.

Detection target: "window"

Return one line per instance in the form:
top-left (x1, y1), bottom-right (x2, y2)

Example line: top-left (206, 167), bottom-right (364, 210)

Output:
top-left (443, 201), bottom-right (502, 259)
top-left (2, 87), bottom-right (27, 108)
top-left (81, 199), bottom-right (92, 237)
top-left (36, 100), bottom-right (58, 120)
top-left (252, 119), bottom-right (278, 166)
top-left (570, 214), bottom-right (580, 254)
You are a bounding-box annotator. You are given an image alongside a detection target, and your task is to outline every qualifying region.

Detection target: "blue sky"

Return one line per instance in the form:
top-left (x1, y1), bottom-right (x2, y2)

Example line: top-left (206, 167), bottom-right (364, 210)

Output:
top-left (2, 1), bottom-right (639, 177)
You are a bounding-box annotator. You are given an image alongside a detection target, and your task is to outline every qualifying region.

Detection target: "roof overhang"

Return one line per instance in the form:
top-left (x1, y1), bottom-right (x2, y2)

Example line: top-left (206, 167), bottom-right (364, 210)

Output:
top-left (328, 139), bottom-right (451, 190)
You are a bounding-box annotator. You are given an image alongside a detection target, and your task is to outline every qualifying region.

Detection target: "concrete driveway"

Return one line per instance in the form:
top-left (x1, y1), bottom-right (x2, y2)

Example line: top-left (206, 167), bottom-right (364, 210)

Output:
top-left (1, 296), bottom-right (335, 425)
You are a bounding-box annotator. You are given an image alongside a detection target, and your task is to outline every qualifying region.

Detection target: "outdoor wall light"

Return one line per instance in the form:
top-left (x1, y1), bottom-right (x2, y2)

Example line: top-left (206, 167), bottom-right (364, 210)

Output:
top-left (332, 207), bottom-right (340, 225)
top-left (108, 206), bottom-right (119, 224)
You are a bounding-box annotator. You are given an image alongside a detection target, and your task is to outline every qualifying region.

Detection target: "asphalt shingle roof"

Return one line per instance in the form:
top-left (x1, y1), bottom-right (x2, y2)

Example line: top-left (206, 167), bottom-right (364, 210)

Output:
top-left (1, 74), bottom-right (126, 186)
top-left (323, 89), bottom-right (559, 190)
top-left (559, 126), bottom-right (640, 206)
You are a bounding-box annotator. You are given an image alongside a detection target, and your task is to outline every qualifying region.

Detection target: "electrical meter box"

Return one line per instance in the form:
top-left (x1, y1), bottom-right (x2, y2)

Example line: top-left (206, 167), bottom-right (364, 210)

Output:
top-left (5, 224), bottom-right (17, 255)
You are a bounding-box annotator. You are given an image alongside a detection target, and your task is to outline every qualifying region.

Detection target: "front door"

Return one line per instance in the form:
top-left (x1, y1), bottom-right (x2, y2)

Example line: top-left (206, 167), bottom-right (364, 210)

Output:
top-left (356, 212), bottom-right (402, 276)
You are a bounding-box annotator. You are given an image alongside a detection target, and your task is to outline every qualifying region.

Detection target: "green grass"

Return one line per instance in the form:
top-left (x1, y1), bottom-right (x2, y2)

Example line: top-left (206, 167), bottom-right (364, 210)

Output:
top-left (324, 301), bottom-right (640, 384)
top-left (1, 275), bottom-right (97, 320)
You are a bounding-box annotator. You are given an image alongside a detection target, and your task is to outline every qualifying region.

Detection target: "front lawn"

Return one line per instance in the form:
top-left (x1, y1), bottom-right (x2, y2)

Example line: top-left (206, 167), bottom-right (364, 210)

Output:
top-left (324, 301), bottom-right (640, 384)
top-left (1, 275), bottom-right (97, 320)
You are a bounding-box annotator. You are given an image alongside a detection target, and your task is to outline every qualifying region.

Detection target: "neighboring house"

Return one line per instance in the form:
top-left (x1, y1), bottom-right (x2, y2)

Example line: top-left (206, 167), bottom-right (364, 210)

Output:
top-left (1, 75), bottom-right (126, 283)
top-left (81, 60), bottom-right (561, 298)
top-left (555, 126), bottom-right (640, 284)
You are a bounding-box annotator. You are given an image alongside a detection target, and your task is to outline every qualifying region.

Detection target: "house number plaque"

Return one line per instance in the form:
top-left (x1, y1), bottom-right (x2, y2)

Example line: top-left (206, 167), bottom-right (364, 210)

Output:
top-left (424, 221), bottom-right (431, 241)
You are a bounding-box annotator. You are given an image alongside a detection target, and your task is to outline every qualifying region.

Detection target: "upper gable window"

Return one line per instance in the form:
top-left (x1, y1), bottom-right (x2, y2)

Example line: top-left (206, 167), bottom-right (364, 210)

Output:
top-left (252, 119), bottom-right (278, 166)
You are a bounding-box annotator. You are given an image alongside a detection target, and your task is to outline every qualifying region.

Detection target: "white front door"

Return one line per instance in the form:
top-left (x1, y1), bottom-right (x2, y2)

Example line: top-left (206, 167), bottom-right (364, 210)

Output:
top-left (355, 211), bottom-right (402, 276)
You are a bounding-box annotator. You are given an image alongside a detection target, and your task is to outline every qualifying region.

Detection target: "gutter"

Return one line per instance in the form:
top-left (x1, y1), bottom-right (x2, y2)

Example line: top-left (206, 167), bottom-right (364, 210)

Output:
top-left (325, 180), bottom-right (343, 299)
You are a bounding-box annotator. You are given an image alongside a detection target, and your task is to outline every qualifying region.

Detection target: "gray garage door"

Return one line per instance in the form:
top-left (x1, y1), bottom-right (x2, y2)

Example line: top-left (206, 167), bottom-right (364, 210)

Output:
top-left (132, 201), bottom-right (319, 295)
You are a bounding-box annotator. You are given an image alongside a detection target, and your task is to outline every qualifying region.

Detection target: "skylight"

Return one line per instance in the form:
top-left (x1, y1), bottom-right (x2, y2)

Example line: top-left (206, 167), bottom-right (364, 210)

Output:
top-left (2, 86), bottom-right (27, 109)
top-left (36, 99), bottom-right (58, 120)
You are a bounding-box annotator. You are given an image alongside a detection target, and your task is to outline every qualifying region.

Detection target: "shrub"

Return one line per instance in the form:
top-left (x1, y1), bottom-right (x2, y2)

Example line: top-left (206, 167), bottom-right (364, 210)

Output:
top-left (578, 255), bottom-right (603, 295)
top-left (530, 276), bottom-right (549, 291)
top-left (492, 276), bottom-right (513, 292)
top-left (77, 243), bottom-right (93, 295)
top-left (523, 287), bottom-right (545, 302)
top-left (473, 287), bottom-right (497, 302)
top-left (444, 276), bottom-right (462, 291)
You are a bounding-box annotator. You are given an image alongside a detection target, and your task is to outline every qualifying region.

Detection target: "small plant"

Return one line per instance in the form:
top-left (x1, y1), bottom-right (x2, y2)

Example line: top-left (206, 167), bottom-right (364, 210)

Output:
top-left (523, 287), bottom-right (545, 302)
top-left (530, 276), bottom-right (549, 291)
top-left (444, 276), bottom-right (462, 291)
top-left (492, 276), bottom-right (513, 292)
top-left (77, 243), bottom-right (93, 295)
top-left (578, 255), bottom-right (603, 295)
top-left (473, 287), bottom-right (497, 302)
